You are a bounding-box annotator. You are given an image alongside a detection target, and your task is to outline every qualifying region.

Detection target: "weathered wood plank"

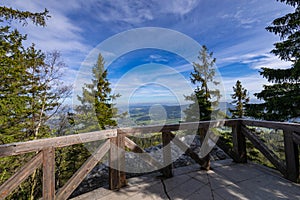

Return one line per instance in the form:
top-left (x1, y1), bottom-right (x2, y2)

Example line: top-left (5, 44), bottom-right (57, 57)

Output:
top-left (242, 119), bottom-right (300, 132)
top-left (241, 125), bottom-right (286, 175)
top-left (109, 134), bottom-right (127, 190)
top-left (56, 140), bottom-right (110, 200)
top-left (232, 122), bottom-right (247, 163)
top-left (0, 120), bottom-right (236, 158)
top-left (124, 137), bottom-right (164, 169)
top-left (118, 134), bottom-right (127, 189)
top-left (292, 132), bottom-right (300, 145)
top-left (109, 137), bottom-right (118, 190)
top-left (198, 127), bottom-right (211, 170)
top-left (0, 152), bottom-right (43, 199)
top-left (43, 147), bottom-right (55, 200)
top-left (283, 130), bottom-right (299, 182)
top-left (0, 129), bottom-right (116, 157)
top-left (162, 131), bottom-right (173, 178)
top-left (43, 147), bottom-right (56, 200)
top-left (169, 133), bottom-right (207, 168)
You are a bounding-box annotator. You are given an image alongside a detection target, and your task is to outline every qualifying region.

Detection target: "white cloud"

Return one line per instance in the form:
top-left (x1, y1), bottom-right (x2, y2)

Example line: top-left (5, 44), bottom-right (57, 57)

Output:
top-left (79, 0), bottom-right (201, 25)
top-left (219, 52), bottom-right (292, 70)
top-left (87, 0), bottom-right (154, 24)
top-left (221, 9), bottom-right (259, 29)
top-left (2, 0), bottom-right (90, 53)
top-left (165, 0), bottom-right (200, 15)
top-left (222, 73), bottom-right (269, 102)
top-left (111, 64), bottom-right (195, 105)
top-left (247, 54), bottom-right (292, 70)
top-left (148, 54), bottom-right (169, 63)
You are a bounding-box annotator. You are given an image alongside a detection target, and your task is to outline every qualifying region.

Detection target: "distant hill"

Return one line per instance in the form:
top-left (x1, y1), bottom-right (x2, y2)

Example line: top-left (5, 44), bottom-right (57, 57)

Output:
top-left (125, 102), bottom-right (233, 124)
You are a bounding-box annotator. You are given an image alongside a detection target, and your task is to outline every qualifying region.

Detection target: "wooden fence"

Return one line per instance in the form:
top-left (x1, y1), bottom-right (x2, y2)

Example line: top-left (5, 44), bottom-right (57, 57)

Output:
top-left (0, 119), bottom-right (299, 199)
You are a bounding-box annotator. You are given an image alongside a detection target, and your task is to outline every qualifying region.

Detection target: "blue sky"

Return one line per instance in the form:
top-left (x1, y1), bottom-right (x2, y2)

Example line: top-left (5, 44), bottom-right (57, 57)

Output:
top-left (1, 0), bottom-right (294, 106)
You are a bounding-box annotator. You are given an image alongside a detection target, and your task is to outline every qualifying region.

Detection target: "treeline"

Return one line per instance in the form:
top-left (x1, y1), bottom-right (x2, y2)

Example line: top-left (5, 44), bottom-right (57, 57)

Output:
top-left (0, 6), bottom-right (119, 199)
top-left (185, 0), bottom-right (299, 122)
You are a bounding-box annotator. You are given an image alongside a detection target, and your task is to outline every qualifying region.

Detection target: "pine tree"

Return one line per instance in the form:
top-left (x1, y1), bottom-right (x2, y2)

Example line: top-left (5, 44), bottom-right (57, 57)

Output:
top-left (76, 53), bottom-right (119, 131)
top-left (183, 46), bottom-right (221, 170)
top-left (184, 45), bottom-right (221, 122)
top-left (247, 0), bottom-right (300, 121)
top-left (0, 7), bottom-right (73, 199)
top-left (229, 80), bottom-right (249, 118)
top-left (0, 6), bottom-right (49, 143)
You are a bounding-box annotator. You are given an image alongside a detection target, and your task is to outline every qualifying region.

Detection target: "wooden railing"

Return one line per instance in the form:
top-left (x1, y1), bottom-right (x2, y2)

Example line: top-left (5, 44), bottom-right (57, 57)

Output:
top-left (0, 119), bottom-right (299, 199)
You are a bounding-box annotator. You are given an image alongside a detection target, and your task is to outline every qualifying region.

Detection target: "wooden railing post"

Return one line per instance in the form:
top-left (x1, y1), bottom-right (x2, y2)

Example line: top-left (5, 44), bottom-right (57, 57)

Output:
top-left (199, 127), bottom-right (210, 170)
top-left (43, 147), bottom-right (55, 200)
top-left (232, 120), bottom-right (247, 163)
top-left (109, 131), bottom-right (127, 190)
top-left (283, 130), bottom-right (299, 182)
top-left (161, 131), bottom-right (173, 178)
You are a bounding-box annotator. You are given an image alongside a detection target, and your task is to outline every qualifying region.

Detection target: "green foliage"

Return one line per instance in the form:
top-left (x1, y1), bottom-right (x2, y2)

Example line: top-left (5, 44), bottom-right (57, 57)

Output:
top-left (76, 53), bottom-right (120, 131)
top-left (184, 45), bottom-right (221, 121)
top-left (0, 6), bottom-right (49, 26)
top-left (229, 80), bottom-right (249, 118)
top-left (0, 6), bottom-right (77, 200)
top-left (247, 0), bottom-right (300, 121)
top-left (0, 5), bottom-right (50, 142)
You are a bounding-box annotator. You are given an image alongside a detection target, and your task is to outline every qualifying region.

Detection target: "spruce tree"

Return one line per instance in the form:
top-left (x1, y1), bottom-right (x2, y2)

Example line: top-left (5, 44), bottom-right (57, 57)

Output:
top-left (247, 0), bottom-right (300, 121)
top-left (229, 80), bottom-right (249, 118)
top-left (0, 6), bottom-right (50, 200)
top-left (184, 45), bottom-right (221, 122)
top-left (0, 6), bottom-right (49, 142)
top-left (0, 7), bottom-right (72, 199)
top-left (183, 46), bottom-right (221, 170)
top-left (76, 53), bottom-right (119, 131)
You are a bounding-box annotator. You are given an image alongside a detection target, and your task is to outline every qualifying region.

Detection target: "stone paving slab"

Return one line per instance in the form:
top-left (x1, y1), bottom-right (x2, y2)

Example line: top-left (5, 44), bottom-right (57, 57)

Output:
top-left (71, 160), bottom-right (300, 200)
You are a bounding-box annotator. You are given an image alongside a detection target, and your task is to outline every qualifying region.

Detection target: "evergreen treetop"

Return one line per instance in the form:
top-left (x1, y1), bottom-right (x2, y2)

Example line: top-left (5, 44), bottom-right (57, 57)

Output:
top-left (247, 0), bottom-right (300, 121)
top-left (184, 45), bottom-right (221, 122)
top-left (230, 80), bottom-right (249, 118)
top-left (76, 53), bottom-right (119, 130)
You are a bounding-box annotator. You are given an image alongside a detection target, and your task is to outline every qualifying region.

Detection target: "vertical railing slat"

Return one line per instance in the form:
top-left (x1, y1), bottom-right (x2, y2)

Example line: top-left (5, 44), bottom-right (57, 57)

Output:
top-left (43, 147), bottom-right (56, 200)
top-left (161, 131), bottom-right (173, 178)
top-left (283, 130), bottom-right (299, 182)
top-left (109, 133), bottom-right (127, 190)
top-left (233, 120), bottom-right (247, 163)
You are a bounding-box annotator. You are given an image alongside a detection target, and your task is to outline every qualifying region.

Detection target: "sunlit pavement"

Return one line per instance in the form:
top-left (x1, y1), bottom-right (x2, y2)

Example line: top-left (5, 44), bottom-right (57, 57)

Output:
top-left (71, 159), bottom-right (300, 200)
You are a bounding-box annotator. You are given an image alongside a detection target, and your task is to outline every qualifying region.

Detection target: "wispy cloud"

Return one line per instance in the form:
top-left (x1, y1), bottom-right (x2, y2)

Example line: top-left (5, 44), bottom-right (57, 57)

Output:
top-left (1, 0), bottom-right (294, 106)
top-left (219, 52), bottom-right (292, 70)
top-left (164, 0), bottom-right (200, 15)
top-left (222, 73), bottom-right (269, 102)
top-left (2, 0), bottom-right (90, 53)
top-left (221, 9), bottom-right (260, 29)
top-left (246, 54), bottom-right (292, 70)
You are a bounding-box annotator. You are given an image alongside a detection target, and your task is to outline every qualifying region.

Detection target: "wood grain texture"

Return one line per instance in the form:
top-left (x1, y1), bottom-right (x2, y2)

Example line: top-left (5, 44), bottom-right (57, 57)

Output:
top-left (124, 136), bottom-right (163, 169)
top-left (43, 147), bottom-right (56, 200)
top-left (241, 125), bottom-right (286, 175)
top-left (56, 140), bottom-right (110, 200)
top-left (0, 152), bottom-right (43, 199)
top-left (0, 129), bottom-right (116, 157)
top-left (284, 130), bottom-right (299, 182)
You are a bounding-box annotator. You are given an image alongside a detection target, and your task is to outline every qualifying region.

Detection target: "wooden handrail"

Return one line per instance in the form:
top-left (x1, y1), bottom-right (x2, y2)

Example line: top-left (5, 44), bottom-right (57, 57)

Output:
top-left (242, 119), bottom-right (300, 132)
top-left (56, 140), bottom-right (110, 200)
top-left (241, 125), bottom-right (286, 175)
top-left (0, 119), bottom-right (299, 199)
top-left (0, 129), bottom-right (117, 157)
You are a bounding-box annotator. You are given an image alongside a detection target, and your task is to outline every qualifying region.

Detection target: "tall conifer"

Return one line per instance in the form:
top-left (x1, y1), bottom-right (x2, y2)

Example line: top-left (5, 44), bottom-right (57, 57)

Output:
top-left (247, 0), bottom-right (300, 121)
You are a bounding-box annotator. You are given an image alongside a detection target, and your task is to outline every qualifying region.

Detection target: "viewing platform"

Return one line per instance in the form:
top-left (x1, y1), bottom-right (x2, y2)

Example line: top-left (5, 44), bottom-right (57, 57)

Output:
top-left (72, 160), bottom-right (300, 200)
top-left (0, 119), bottom-right (299, 199)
